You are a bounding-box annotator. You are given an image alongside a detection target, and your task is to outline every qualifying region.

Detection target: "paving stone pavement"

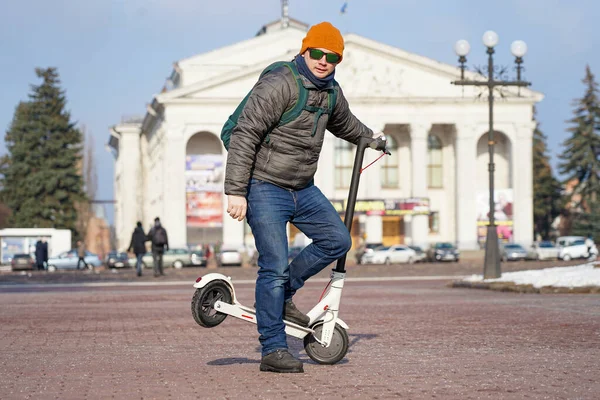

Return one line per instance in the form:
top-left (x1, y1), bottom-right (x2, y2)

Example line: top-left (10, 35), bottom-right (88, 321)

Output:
top-left (0, 261), bottom-right (599, 399)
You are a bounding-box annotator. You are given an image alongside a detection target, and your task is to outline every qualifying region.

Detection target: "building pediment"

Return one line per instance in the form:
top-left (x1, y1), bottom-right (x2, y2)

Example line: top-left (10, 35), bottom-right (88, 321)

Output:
top-left (156, 31), bottom-right (542, 105)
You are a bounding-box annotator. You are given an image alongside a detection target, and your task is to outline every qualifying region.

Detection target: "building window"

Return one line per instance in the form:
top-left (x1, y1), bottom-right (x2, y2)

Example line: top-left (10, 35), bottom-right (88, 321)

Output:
top-left (335, 139), bottom-right (354, 188)
top-left (429, 211), bottom-right (439, 234)
top-left (428, 134), bottom-right (443, 188)
top-left (381, 135), bottom-right (399, 188)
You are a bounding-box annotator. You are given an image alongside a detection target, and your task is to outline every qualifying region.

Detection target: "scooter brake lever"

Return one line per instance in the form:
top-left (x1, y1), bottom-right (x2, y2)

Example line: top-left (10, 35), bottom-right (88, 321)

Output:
top-left (369, 136), bottom-right (388, 152)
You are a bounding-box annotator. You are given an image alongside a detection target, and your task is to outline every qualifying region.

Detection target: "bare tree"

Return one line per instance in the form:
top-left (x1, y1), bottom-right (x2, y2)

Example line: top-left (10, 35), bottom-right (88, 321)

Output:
top-left (75, 125), bottom-right (98, 241)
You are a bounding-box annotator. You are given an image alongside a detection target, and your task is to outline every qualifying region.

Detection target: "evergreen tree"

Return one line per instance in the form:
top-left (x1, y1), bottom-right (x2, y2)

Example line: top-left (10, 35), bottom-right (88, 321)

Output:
top-left (558, 65), bottom-right (600, 239)
top-left (532, 112), bottom-right (562, 240)
top-left (0, 68), bottom-right (86, 236)
top-left (571, 202), bottom-right (600, 242)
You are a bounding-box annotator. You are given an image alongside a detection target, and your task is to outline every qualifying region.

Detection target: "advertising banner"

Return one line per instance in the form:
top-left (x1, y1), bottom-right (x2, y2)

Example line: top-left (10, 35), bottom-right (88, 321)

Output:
top-left (185, 154), bottom-right (224, 228)
top-left (476, 189), bottom-right (514, 243)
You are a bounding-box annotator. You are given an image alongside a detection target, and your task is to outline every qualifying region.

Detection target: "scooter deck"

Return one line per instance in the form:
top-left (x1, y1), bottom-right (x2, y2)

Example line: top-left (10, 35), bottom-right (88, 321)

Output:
top-left (214, 301), bottom-right (314, 339)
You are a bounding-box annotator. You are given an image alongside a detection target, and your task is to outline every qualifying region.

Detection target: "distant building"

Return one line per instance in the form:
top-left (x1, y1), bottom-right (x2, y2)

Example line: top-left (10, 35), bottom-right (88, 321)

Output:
top-left (0, 228), bottom-right (71, 264)
top-left (108, 18), bottom-right (542, 251)
top-left (85, 215), bottom-right (111, 260)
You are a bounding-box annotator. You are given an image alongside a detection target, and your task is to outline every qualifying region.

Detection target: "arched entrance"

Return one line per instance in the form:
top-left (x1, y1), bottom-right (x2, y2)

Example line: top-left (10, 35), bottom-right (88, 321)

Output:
top-left (185, 132), bottom-right (224, 247)
top-left (476, 131), bottom-right (513, 244)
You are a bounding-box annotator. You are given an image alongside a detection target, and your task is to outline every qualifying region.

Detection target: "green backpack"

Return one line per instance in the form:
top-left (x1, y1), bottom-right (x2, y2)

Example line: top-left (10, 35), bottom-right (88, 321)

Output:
top-left (220, 61), bottom-right (338, 150)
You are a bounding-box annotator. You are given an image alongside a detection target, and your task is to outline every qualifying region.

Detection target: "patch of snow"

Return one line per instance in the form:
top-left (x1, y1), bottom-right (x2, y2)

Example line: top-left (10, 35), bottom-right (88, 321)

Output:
top-left (464, 262), bottom-right (600, 288)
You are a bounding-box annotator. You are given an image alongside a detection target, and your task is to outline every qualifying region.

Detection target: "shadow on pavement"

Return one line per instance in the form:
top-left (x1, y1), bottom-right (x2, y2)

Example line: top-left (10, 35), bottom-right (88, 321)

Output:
top-left (207, 357), bottom-right (260, 366)
top-left (348, 332), bottom-right (378, 348)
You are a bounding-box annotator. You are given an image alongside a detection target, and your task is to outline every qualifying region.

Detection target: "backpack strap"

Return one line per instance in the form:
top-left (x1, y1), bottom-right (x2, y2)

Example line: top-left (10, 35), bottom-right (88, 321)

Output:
top-left (303, 81), bottom-right (339, 137)
top-left (260, 62), bottom-right (339, 140)
top-left (270, 62), bottom-right (308, 127)
top-left (256, 61), bottom-right (307, 144)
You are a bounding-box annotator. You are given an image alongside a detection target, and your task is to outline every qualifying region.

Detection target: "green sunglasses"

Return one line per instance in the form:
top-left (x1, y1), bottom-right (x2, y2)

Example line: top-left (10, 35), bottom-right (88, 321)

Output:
top-left (308, 48), bottom-right (341, 64)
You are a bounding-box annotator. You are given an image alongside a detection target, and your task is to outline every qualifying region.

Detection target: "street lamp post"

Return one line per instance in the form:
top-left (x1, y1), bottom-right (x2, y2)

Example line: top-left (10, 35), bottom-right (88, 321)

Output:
top-left (451, 31), bottom-right (531, 279)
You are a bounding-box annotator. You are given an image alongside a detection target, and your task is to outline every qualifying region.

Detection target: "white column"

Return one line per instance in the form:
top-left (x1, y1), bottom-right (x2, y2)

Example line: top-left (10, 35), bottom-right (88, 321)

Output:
top-left (363, 125), bottom-right (385, 245)
top-left (455, 125), bottom-right (479, 250)
top-left (365, 215), bottom-right (383, 244)
top-left (316, 133), bottom-right (336, 198)
top-left (512, 124), bottom-right (534, 247)
top-left (363, 125), bottom-right (385, 199)
top-left (115, 125), bottom-right (141, 250)
top-left (162, 127), bottom-right (187, 248)
top-left (140, 134), bottom-right (149, 227)
top-left (222, 144), bottom-right (245, 248)
top-left (410, 123), bottom-right (430, 248)
top-left (222, 203), bottom-right (245, 247)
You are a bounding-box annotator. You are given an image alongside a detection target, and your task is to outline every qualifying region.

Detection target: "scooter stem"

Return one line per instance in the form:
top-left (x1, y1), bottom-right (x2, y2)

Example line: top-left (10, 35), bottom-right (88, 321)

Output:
top-left (334, 136), bottom-right (372, 273)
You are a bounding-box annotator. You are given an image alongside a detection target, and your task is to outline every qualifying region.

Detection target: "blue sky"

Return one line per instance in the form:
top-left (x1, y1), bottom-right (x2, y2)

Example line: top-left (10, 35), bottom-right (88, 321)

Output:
top-left (1, 0), bottom-right (599, 225)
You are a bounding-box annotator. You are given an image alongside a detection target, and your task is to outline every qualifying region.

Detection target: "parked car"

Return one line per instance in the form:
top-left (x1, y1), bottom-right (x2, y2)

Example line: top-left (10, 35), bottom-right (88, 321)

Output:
top-left (105, 251), bottom-right (130, 269)
top-left (408, 246), bottom-right (427, 262)
top-left (46, 250), bottom-right (102, 272)
top-left (355, 243), bottom-right (383, 264)
top-left (142, 248), bottom-right (192, 269)
top-left (426, 242), bottom-right (460, 262)
top-left (190, 250), bottom-right (207, 267)
top-left (11, 253), bottom-right (36, 271)
top-left (556, 236), bottom-right (594, 261)
top-left (217, 246), bottom-right (242, 267)
top-left (361, 244), bottom-right (417, 265)
top-left (501, 243), bottom-right (528, 262)
top-left (526, 241), bottom-right (560, 261)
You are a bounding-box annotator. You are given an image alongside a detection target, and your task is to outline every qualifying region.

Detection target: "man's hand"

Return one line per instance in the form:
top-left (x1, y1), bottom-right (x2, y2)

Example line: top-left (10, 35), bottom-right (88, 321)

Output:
top-left (227, 195), bottom-right (247, 221)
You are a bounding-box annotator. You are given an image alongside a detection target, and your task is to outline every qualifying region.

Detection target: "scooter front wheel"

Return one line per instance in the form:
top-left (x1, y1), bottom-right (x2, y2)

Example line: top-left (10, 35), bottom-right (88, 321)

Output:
top-left (191, 280), bottom-right (232, 328)
top-left (304, 323), bottom-right (349, 365)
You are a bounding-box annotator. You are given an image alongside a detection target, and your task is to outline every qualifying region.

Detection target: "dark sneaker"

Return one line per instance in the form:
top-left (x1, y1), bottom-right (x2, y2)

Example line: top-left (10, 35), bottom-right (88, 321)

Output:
top-left (260, 349), bottom-right (303, 373)
top-left (284, 301), bottom-right (310, 327)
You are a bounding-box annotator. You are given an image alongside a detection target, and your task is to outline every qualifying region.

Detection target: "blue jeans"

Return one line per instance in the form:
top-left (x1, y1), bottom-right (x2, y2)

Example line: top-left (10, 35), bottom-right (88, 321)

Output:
top-left (246, 179), bottom-right (351, 356)
top-left (135, 253), bottom-right (144, 275)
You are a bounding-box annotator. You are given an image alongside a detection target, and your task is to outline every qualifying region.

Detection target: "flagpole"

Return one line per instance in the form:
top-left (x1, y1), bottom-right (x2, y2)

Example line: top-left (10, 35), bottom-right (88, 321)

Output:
top-left (339, 1), bottom-right (349, 34)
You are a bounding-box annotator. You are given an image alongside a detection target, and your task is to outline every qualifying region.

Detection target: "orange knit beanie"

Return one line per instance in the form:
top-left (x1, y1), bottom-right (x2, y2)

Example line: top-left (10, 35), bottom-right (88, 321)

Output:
top-left (299, 22), bottom-right (344, 62)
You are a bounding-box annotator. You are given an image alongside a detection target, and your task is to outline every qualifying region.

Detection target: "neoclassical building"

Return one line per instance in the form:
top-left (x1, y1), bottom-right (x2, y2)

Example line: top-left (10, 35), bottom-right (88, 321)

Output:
top-left (108, 18), bottom-right (542, 252)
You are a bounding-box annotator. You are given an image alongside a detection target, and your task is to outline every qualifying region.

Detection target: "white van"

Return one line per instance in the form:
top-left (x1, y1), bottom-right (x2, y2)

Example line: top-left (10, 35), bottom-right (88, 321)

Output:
top-left (555, 236), bottom-right (594, 261)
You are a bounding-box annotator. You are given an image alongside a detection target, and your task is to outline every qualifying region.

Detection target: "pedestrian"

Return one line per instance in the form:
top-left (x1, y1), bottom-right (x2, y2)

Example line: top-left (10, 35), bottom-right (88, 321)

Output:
top-left (76, 240), bottom-right (89, 270)
top-left (35, 238), bottom-right (49, 271)
top-left (585, 234), bottom-right (596, 259)
top-left (204, 244), bottom-right (211, 261)
top-left (128, 221), bottom-right (147, 277)
top-left (224, 22), bottom-right (376, 373)
top-left (146, 217), bottom-right (169, 277)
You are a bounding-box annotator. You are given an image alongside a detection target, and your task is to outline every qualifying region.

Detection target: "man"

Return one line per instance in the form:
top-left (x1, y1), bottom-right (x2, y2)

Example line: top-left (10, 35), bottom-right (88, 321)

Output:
top-left (128, 221), bottom-right (147, 277)
top-left (146, 217), bottom-right (169, 277)
top-left (35, 238), bottom-right (48, 271)
top-left (76, 240), bottom-right (89, 270)
top-left (224, 22), bottom-right (374, 373)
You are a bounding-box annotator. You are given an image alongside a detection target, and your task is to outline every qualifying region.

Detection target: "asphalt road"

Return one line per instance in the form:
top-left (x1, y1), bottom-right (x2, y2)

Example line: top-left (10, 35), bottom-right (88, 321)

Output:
top-left (0, 260), bottom-right (598, 399)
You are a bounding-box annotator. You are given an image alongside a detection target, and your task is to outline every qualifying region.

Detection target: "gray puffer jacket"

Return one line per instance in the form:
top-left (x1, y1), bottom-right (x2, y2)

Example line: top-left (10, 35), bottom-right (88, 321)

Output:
top-left (224, 60), bottom-right (373, 197)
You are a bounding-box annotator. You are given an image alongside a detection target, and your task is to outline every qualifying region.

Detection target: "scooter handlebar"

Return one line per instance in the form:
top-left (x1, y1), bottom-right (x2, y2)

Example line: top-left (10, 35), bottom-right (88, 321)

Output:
top-left (368, 135), bottom-right (391, 155)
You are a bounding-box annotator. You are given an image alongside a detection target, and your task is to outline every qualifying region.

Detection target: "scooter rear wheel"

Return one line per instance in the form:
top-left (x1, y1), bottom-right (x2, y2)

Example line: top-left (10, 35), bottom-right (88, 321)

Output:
top-left (304, 323), bottom-right (349, 365)
top-left (191, 280), bottom-right (233, 328)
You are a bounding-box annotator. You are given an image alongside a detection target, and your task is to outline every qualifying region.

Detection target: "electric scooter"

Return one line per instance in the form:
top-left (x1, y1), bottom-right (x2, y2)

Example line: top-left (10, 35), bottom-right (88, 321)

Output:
top-left (190, 135), bottom-right (389, 365)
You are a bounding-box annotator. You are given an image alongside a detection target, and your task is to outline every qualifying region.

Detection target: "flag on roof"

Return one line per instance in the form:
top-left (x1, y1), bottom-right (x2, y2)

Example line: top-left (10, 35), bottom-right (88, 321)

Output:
top-left (340, 2), bottom-right (348, 14)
